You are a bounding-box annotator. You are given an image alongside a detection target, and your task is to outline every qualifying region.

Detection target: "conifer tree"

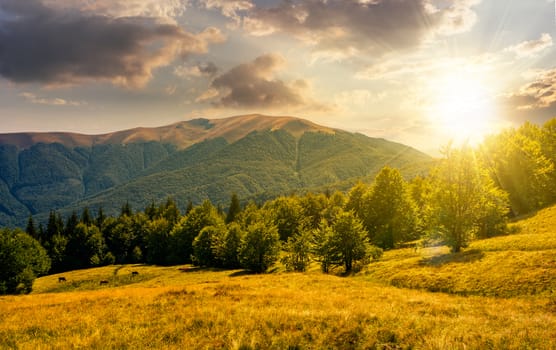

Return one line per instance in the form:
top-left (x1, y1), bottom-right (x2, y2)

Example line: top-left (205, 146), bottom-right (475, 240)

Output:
top-left (226, 193), bottom-right (242, 224)
top-left (25, 215), bottom-right (38, 241)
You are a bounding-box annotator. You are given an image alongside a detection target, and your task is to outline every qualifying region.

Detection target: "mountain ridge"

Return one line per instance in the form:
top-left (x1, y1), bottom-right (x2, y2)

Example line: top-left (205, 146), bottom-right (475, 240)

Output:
top-left (0, 114), bottom-right (335, 150)
top-left (0, 114), bottom-right (432, 227)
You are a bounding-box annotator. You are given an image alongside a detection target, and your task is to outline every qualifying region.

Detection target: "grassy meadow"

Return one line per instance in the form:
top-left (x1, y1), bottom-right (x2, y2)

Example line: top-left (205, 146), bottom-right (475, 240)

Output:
top-left (1, 206), bottom-right (556, 349)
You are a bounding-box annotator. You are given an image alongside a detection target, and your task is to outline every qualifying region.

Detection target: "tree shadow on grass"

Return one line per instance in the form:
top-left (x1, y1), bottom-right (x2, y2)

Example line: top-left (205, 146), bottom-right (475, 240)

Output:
top-left (177, 266), bottom-right (202, 273)
top-left (509, 209), bottom-right (539, 223)
top-left (420, 249), bottom-right (485, 267)
top-left (228, 270), bottom-right (257, 277)
top-left (177, 266), bottom-right (227, 273)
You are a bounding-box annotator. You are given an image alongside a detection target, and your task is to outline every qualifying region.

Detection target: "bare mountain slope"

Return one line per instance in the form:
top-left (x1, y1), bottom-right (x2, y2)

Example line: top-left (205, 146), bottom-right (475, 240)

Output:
top-left (0, 114), bottom-right (333, 149)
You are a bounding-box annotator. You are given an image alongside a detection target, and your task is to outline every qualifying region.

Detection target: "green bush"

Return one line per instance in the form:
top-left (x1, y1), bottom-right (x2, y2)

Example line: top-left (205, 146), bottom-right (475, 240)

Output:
top-left (0, 228), bottom-right (50, 294)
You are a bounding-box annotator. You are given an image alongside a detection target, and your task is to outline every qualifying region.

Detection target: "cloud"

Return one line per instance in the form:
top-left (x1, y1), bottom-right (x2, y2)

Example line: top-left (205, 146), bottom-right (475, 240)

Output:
top-left (431, 0), bottom-right (481, 36)
top-left (506, 68), bottom-right (556, 111)
top-left (505, 33), bottom-right (553, 58)
top-left (334, 89), bottom-right (386, 108)
top-left (19, 92), bottom-right (85, 106)
top-left (174, 62), bottom-right (219, 79)
top-left (200, 0), bottom-right (252, 26)
top-left (195, 88), bottom-right (220, 102)
top-left (243, 0), bottom-right (481, 58)
top-left (0, 0), bottom-right (224, 88)
top-left (165, 85), bottom-right (178, 95)
top-left (200, 53), bottom-right (317, 109)
top-left (41, 0), bottom-right (188, 23)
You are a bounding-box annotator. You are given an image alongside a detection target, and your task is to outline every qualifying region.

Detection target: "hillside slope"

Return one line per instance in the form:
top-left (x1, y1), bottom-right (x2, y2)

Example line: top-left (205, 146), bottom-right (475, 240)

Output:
top-left (2, 208), bottom-right (556, 349)
top-left (363, 204), bottom-right (556, 297)
top-left (0, 115), bottom-right (432, 226)
top-left (1, 257), bottom-right (554, 348)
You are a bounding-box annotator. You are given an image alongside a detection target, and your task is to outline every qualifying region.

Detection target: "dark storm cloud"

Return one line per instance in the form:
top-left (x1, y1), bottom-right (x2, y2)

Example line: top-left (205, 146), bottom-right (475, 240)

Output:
top-left (243, 0), bottom-right (479, 56)
top-left (0, 0), bottom-right (223, 87)
top-left (207, 53), bottom-right (307, 108)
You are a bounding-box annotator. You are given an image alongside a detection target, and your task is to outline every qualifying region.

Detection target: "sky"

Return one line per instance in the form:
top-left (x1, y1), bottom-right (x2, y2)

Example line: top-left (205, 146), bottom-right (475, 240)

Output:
top-left (0, 0), bottom-right (555, 154)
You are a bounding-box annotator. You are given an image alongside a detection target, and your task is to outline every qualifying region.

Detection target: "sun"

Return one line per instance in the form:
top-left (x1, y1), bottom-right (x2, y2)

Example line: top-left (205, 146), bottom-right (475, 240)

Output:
top-left (426, 69), bottom-right (498, 145)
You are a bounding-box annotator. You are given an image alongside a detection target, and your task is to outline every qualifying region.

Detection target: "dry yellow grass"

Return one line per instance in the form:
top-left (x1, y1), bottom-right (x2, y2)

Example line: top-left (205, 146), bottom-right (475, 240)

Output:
top-left (363, 204), bottom-right (556, 297)
top-left (1, 266), bottom-right (556, 349)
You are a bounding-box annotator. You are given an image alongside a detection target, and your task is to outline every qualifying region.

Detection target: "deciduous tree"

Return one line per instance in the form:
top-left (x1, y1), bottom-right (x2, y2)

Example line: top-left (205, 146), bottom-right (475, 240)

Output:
top-left (0, 228), bottom-right (50, 294)
top-left (432, 145), bottom-right (509, 252)
top-left (328, 210), bottom-right (373, 272)
top-left (239, 221), bottom-right (280, 273)
top-left (362, 167), bottom-right (417, 249)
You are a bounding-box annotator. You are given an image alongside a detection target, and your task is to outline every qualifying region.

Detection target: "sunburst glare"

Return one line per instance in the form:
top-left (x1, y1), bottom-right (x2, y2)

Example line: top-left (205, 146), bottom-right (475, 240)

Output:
top-left (425, 68), bottom-right (499, 145)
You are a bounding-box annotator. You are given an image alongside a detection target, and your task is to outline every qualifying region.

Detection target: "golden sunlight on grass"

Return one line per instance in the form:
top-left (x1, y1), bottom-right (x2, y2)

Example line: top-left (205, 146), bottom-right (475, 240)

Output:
top-left (1, 270), bottom-right (555, 349)
top-left (1, 205), bottom-right (555, 349)
top-left (363, 204), bottom-right (556, 297)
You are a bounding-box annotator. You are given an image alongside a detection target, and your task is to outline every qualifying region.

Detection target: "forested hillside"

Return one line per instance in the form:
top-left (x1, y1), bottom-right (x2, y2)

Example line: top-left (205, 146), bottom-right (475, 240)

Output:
top-left (0, 142), bottom-right (177, 227)
top-left (0, 115), bottom-right (431, 227)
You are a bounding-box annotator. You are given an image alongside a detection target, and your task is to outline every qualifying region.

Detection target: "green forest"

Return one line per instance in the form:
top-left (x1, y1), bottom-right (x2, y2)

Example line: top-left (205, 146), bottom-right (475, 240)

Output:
top-left (1, 119), bottom-right (555, 295)
top-left (0, 127), bottom-right (432, 228)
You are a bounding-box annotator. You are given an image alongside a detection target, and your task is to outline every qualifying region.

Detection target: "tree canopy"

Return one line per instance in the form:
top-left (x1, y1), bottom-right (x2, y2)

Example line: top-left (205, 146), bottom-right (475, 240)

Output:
top-left (0, 228), bottom-right (50, 294)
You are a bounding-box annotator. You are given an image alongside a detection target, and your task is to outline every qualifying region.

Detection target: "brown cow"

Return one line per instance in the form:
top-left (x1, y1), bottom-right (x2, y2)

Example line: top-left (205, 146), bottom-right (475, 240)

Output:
top-left (131, 271), bottom-right (139, 276)
top-left (58, 277), bottom-right (67, 282)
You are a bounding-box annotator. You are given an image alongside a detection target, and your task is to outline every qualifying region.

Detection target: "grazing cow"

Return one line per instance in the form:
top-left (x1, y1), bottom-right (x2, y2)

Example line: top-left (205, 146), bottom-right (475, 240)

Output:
top-left (58, 277), bottom-right (67, 282)
top-left (99, 280), bottom-right (109, 285)
top-left (131, 271), bottom-right (139, 276)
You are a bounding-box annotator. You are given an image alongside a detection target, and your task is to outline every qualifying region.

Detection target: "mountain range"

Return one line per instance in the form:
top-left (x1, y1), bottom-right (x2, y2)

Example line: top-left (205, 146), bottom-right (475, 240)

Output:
top-left (0, 114), bottom-right (433, 227)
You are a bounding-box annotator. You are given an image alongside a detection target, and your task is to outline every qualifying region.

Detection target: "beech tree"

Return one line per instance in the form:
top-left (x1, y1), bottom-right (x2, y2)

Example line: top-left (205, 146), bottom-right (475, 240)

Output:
top-left (345, 182), bottom-right (368, 219)
top-left (239, 221), bottom-right (280, 273)
top-left (481, 126), bottom-right (553, 215)
top-left (65, 223), bottom-right (112, 268)
top-left (214, 223), bottom-right (243, 268)
top-left (362, 167), bottom-right (417, 249)
top-left (432, 145), bottom-right (509, 252)
top-left (311, 220), bottom-right (335, 273)
top-left (0, 228), bottom-right (50, 294)
top-left (313, 211), bottom-right (377, 273)
top-left (192, 225), bottom-right (227, 267)
top-left (329, 210), bottom-right (373, 272)
top-left (144, 217), bottom-right (173, 265)
top-left (171, 200), bottom-right (223, 264)
top-left (264, 196), bottom-right (305, 241)
top-left (282, 228), bottom-right (312, 272)
top-left (299, 192), bottom-right (328, 229)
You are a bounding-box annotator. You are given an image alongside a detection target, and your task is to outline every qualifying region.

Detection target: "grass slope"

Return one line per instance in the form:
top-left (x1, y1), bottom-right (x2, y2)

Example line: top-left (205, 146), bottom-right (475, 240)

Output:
top-left (2, 208), bottom-right (554, 349)
top-left (363, 204), bottom-right (556, 297)
top-left (1, 267), bottom-right (555, 349)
